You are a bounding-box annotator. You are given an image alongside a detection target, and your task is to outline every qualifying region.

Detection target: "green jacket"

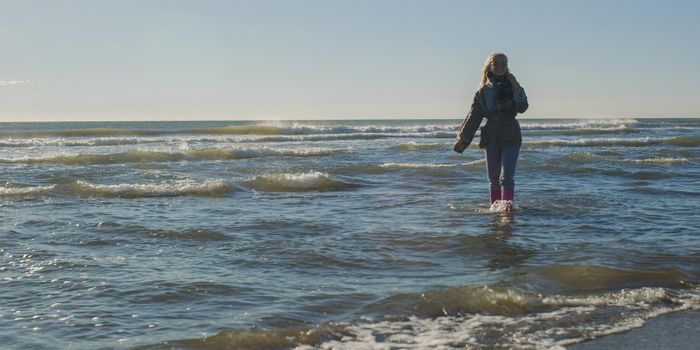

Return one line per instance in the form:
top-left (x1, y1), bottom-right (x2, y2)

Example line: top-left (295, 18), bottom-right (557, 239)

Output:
top-left (457, 88), bottom-right (528, 149)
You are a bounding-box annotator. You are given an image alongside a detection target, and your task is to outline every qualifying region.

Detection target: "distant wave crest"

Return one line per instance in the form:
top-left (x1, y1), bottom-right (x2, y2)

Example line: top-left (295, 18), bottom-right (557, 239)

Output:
top-left (525, 137), bottom-right (656, 148)
top-left (0, 128), bottom-right (165, 138)
top-left (0, 124), bottom-right (458, 138)
top-left (0, 146), bottom-right (341, 165)
top-left (620, 157), bottom-right (689, 165)
top-left (525, 136), bottom-right (700, 148)
top-left (520, 118), bottom-right (639, 130)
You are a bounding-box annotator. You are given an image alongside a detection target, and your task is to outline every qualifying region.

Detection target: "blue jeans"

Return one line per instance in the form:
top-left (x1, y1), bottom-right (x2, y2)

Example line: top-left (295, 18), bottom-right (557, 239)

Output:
top-left (485, 144), bottom-right (520, 191)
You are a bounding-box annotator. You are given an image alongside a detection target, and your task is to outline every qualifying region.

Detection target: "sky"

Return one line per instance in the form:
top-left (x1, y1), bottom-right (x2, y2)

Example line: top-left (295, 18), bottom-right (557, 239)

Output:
top-left (1, 0), bottom-right (699, 121)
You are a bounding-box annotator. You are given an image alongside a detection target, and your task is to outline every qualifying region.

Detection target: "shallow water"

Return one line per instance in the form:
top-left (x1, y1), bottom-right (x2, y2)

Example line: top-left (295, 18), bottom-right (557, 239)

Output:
top-left (1, 118), bottom-right (699, 349)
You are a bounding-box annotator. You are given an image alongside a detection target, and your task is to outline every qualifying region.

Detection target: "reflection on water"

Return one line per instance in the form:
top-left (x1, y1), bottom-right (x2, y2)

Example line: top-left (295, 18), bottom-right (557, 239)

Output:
top-left (482, 214), bottom-right (535, 270)
top-left (488, 213), bottom-right (516, 236)
top-left (454, 213), bottom-right (535, 270)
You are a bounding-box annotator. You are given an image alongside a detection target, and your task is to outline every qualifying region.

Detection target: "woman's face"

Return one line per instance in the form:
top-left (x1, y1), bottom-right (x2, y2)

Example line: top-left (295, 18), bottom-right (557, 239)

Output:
top-left (490, 56), bottom-right (508, 77)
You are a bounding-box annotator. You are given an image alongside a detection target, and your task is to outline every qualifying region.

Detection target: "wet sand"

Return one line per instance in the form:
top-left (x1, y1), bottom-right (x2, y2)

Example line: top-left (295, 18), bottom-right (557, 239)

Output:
top-left (568, 310), bottom-right (700, 350)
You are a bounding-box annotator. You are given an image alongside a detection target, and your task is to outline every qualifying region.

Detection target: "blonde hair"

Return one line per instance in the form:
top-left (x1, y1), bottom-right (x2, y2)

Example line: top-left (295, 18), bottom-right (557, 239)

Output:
top-left (479, 52), bottom-right (508, 89)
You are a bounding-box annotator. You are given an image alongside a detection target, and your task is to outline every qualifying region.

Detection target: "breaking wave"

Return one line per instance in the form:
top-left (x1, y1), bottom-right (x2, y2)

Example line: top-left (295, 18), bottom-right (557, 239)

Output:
top-left (0, 124), bottom-right (458, 139)
top-left (380, 162), bottom-right (457, 169)
top-left (0, 147), bottom-right (341, 165)
top-left (0, 184), bottom-right (56, 197)
top-left (71, 180), bottom-right (235, 198)
top-left (621, 157), bottom-right (690, 165)
top-left (192, 125), bottom-right (299, 135)
top-left (524, 136), bottom-right (700, 148)
top-left (144, 269), bottom-right (699, 350)
top-left (0, 134), bottom-right (393, 147)
top-left (520, 118), bottom-right (639, 130)
top-left (309, 287), bottom-right (698, 350)
top-left (0, 128), bottom-right (166, 138)
top-left (383, 159), bottom-right (484, 169)
top-left (0, 137), bottom-right (146, 147)
top-left (523, 126), bottom-right (635, 136)
top-left (195, 124), bottom-right (456, 136)
top-left (392, 142), bottom-right (442, 151)
top-left (242, 172), bottom-right (356, 192)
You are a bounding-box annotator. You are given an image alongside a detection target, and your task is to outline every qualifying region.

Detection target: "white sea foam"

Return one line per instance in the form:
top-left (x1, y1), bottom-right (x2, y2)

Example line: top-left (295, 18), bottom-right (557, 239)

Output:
top-left (0, 184), bottom-right (56, 196)
top-left (251, 131), bottom-right (454, 142)
top-left (0, 133), bottom-right (424, 147)
top-left (380, 162), bottom-right (457, 169)
top-left (0, 120), bottom-right (652, 148)
top-left (448, 196), bottom-right (518, 214)
top-left (489, 200), bottom-right (519, 213)
top-left (380, 160), bottom-right (483, 170)
top-left (525, 136), bottom-right (700, 148)
top-left (72, 179), bottom-right (233, 197)
top-left (393, 142), bottom-right (442, 151)
top-left (524, 137), bottom-right (663, 148)
top-left (521, 118), bottom-right (639, 130)
top-left (301, 287), bottom-right (700, 350)
top-left (451, 200), bottom-right (520, 214)
top-left (620, 157), bottom-right (689, 165)
top-left (194, 123), bottom-right (457, 136)
top-left (0, 137), bottom-right (148, 147)
top-left (462, 159), bottom-right (486, 166)
top-left (192, 146), bottom-right (341, 159)
top-left (0, 146), bottom-right (342, 165)
top-left (0, 129), bottom-right (455, 147)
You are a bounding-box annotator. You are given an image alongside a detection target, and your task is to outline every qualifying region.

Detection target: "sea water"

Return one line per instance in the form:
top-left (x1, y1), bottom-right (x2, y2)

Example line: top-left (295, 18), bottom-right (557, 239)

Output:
top-left (1, 118), bottom-right (698, 349)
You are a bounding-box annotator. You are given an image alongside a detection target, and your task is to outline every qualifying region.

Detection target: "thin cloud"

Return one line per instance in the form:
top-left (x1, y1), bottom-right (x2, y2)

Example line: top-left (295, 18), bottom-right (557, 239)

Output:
top-left (0, 80), bottom-right (31, 87)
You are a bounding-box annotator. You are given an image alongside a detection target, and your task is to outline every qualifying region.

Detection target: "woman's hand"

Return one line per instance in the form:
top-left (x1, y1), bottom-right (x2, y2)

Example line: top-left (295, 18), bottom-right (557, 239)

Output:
top-left (453, 137), bottom-right (468, 153)
top-left (507, 73), bottom-right (522, 95)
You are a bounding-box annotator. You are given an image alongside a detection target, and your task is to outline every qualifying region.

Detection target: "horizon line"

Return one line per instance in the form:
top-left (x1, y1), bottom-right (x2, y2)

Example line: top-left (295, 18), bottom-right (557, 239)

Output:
top-left (1, 116), bottom-right (698, 123)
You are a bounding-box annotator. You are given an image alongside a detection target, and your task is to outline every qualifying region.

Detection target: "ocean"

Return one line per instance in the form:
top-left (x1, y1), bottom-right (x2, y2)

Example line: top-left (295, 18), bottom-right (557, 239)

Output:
top-left (1, 118), bottom-right (699, 349)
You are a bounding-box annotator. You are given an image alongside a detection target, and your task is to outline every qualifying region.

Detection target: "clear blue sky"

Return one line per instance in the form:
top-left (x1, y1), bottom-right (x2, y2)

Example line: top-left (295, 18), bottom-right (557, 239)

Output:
top-left (1, 0), bottom-right (698, 121)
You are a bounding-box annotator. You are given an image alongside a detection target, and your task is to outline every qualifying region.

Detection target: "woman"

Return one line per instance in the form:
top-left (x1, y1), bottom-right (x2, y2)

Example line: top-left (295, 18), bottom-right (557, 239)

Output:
top-left (453, 52), bottom-right (528, 211)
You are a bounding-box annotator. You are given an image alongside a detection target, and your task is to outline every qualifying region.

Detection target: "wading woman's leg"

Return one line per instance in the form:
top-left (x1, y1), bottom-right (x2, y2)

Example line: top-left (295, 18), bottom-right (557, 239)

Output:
top-left (485, 143), bottom-right (502, 204)
top-left (500, 145), bottom-right (520, 201)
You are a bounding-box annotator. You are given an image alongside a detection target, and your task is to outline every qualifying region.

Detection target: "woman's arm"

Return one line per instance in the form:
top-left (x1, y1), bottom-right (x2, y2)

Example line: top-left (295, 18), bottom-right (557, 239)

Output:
top-left (508, 73), bottom-right (528, 114)
top-left (454, 92), bottom-right (485, 153)
top-left (514, 87), bottom-right (528, 114)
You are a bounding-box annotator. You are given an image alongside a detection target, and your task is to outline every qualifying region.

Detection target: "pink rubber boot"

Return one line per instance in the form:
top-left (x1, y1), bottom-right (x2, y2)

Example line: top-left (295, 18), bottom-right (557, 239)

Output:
top-left (502, 188), bottom-right (514, 212)
top-left (502, 188), bottom-right (514, 201)
top-left (490, 188), bottom-right (501, 205)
